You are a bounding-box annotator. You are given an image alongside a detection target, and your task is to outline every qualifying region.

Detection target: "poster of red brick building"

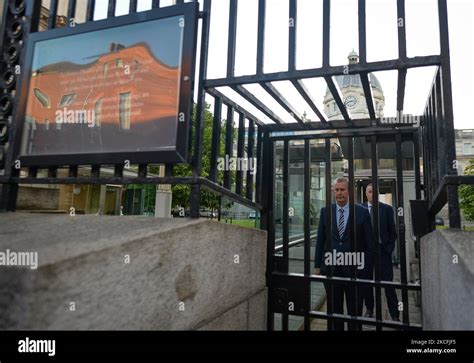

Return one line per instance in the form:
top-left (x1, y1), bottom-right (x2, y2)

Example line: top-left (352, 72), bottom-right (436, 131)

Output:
top-left (20, 16), bottom-right (185, 156)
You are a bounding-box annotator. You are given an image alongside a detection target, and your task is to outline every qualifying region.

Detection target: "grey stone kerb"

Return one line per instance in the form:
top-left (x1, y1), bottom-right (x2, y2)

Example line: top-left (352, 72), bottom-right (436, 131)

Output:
top-left (0, 214), bottom-right (267, 330)
top-left (420, 228), bottom-right (474, 330)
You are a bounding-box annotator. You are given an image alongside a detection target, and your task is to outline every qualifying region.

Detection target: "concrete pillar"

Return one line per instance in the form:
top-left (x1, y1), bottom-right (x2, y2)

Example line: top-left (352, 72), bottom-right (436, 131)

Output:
top-left (155, 188), bottom-right (172, 218)
top-left (155, 166), bottom-right (172, 218)
top-left (421, 229), bottom-right (474, 329)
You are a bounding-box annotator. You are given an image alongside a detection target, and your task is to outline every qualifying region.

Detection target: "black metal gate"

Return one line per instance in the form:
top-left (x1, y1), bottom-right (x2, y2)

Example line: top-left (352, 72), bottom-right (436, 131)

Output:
top-left (263, 127), bottom-right (422, 330)
top-left (1, 0), bottom-right (474, 332)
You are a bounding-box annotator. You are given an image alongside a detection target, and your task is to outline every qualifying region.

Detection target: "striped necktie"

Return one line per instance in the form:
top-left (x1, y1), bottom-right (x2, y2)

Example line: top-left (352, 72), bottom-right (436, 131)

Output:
top-left (338, 208), bottom-right (345, 238)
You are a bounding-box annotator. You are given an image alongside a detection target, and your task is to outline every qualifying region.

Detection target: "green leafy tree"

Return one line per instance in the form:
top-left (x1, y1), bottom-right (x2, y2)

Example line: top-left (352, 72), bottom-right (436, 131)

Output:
top-left (150, 103), bottom-right (229, 211)
top-left (459, 159), bottom-right (474, 221)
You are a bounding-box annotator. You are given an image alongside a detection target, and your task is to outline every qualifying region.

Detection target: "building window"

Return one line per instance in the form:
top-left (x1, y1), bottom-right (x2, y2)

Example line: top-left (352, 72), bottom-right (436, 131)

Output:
top-left (102, 63), bottom-right (108, 80)
top-left (95, 98), bottom-right (102, 127)
top-left (59, 93), bottom-right (77, 107)
top-left (33, 88), bottom-right (50, 108)
top-left (119, 92), bottom-right (131, 130)
top-left (116, 58), bottom-right (123, 68)
top-left (463, 143), bottom-right (472, 155)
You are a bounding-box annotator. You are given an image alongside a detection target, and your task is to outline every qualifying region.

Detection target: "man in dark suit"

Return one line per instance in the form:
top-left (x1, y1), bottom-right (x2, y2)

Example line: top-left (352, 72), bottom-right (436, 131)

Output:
top-left (362, 183), bottom-right (399, 321)
top-left (314, 177), bottom-right (374, 331)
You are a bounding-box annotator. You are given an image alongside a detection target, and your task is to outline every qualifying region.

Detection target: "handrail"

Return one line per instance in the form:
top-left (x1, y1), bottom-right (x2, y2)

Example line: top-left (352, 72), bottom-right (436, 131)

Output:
top-left (274, 231), bottom-right (317, 252)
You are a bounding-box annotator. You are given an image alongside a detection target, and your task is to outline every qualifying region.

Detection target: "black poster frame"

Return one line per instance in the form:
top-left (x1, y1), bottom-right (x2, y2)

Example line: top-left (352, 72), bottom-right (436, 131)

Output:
top-left (11, 2), bottom-right (199, 167)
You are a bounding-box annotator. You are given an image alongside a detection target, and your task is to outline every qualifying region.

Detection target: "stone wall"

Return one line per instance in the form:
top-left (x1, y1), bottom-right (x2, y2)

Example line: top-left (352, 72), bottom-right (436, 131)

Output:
top-left (0, 214), bottom-right (267, 330)
top-left (16, 186), bottom-right (60, 211)
top-left (420, 229), bottom-right (474, 330)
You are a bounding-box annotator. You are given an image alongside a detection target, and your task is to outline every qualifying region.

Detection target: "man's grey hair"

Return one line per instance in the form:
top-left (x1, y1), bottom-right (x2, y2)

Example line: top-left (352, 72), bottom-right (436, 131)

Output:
top-left (334, 176), bottom-right (349, 185)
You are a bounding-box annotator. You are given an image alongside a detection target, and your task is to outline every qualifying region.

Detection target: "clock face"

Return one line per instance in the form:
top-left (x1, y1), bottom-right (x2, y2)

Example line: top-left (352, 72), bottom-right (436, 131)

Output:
top-left (344, 95), bottom-right (358, 109)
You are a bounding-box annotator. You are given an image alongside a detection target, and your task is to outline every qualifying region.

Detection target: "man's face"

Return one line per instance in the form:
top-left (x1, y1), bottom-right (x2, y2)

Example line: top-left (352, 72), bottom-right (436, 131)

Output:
top-left (366, 185), bottom-right (373, 203)
top-left (334, 181), bottom-right (349, 206)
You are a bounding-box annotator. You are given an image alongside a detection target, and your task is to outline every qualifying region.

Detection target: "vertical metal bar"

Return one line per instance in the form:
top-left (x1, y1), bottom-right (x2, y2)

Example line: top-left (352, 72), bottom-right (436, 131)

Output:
top-left (261, 131), bottom-right (275, 330)
top-left (288, 0), bottom-right (297, 71)
top-left (348, 138), bottom-right (356, 281)
top-left (227, 0), bottom-right (238, 78)
top-left (303, 139), bottom-right (311, 331)
top-left (431, 83), bottom-right (440, 187)
top-left (397, 0), bottom-right (407, 59)
top-left (358, 0), bottom-right (367, 64)
top-left (48, 0), bottom-right (59, 29)
top-left (47, 167), bottom-right (57, 178)
top-left (397, 70), bottom-right (407, 112)
top-left (223, 107), bottom-right (234, 190)
top-left (86, 0), bottom-right (96, 21)
top-left (67, 0), bottom-right (77, 20)
top-left (138, 164), bottom-right (147, 178)
top-left (0, 181), bottom-right (18, 211)
top-left (413, 131), bottom-right (423, 313)
top-left (0, 0), bottom-right (41, 212)
top-left (421, 118), bottom-right (429, 201)
top-left (28, 167), bottom-right (38, 178)
top-left (370, 135), bottom-right (382, 331)
top-left (396, 0), bottom-right (407, 112)
top-left (429, 93), bottom-right (437, 200)
top-left (129, 0), bottom-right (138, 13)
top-left (358, 0), bottom-right (375, 120)
top-left (209, 97), bottom-right (222, 182)
top-left (69, 166), bottom-right (78, 178)
top-left (282, 139), bottom-right (290, 331)
top-left (114, 164), bottom-right (124, 178)
top-left (426, 109), bottom-right (434, 202)
top-left (396, 133), bottom-right (409, 325)
top-left (246, 119), bottom-right (255, 201)
top-left (322, 0), bottom-right (330, 67)
top-left (91, 165), bottom-right (100, 178)
top-left (435, 70), bottom-right (446, 183)
top-left (256, 0), bottom-right (266, 75)
top-left (438, 0), bottom-right (460, 228)
top-left (190, 0), bottom-right (212, 218)
top-left (425, 99), bottom-right (433, 202)
top-left (282, 140), bottom-right (290, 274)
top-left (152, 0), bottom-right (160, 8)
top-left (107, 0), bottom-right (116, 18)
top-left (413, 132), bottom-right (422, 200)
top-left (235, 112), bottom-right (245, 196)
top-left (324, 139), bottom-right (333, 330)
top-left (165, 165), bottom-right (174, 178)
top-left (255, 126), bottom-right (263, 203)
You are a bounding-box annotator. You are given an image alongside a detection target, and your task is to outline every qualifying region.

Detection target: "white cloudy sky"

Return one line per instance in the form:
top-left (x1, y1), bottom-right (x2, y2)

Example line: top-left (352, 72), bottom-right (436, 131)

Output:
top-left (93, 0), bottom-right (473, 129)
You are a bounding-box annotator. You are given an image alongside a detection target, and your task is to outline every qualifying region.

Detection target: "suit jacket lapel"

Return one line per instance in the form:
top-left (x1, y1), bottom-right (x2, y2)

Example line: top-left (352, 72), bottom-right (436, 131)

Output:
top-left (332, 204), bottom-right (340, 241)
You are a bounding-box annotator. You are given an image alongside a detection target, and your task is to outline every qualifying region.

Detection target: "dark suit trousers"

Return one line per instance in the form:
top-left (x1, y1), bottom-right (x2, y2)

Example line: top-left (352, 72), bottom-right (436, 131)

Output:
top-left (363, 249), bottom-right (399, 319)
top-left (324, 280), bottom-right (364, 331)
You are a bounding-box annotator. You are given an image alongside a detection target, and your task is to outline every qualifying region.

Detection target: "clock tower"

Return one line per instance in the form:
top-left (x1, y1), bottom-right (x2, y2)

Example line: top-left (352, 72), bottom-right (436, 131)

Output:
top-left (323, 50), bottom-right (385, 121)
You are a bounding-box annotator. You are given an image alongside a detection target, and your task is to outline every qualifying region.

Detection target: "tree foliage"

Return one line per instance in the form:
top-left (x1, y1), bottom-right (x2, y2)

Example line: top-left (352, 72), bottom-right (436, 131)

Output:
top-left (459, 158), bottom-right (474, 221)
top-left (153, 103), bottom-right (228, 211)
